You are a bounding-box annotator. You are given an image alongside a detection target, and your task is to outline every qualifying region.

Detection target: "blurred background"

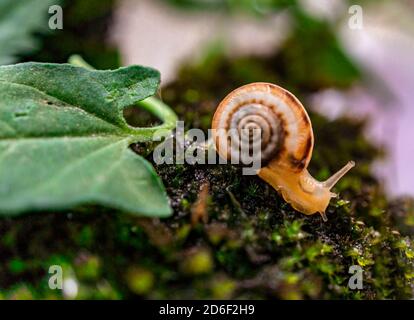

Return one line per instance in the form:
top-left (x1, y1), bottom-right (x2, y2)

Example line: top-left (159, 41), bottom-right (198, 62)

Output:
top-left (4, 0), bottom-right (412, 197)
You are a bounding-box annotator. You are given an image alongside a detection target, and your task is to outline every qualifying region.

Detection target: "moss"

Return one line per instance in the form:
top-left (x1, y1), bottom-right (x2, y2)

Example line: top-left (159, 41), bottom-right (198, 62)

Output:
top-left (7, 285), bottom-right (35, 300)
top-left (210, 275), bottom-right (236, 299)
top-left (180, 247), bottom-right (214, 275)
top-left (74, 253), bottom-right (102, 281)
top-left (125, 267), bottom-right (155, 295)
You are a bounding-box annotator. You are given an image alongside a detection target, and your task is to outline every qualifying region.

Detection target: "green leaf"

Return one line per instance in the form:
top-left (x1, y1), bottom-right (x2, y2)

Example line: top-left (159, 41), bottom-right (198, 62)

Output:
top-left (0, 62), bottom-right (177, 217)
top-left (0, 0), bottom-right (61, 65)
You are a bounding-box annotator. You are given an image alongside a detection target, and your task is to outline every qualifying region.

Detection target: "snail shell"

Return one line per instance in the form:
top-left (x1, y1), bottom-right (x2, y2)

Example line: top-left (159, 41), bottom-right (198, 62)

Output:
top-left (212, 82), bottom-right (354, 221)
top-left (212, 82), bottom-right (314, 171)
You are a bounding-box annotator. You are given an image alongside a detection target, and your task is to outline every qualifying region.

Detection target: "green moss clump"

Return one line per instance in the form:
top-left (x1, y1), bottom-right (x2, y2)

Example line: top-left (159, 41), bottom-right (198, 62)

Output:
top-left (180, 248), bottom-right (214, 275)
top-left (125, 267), bottom-right (155, 295)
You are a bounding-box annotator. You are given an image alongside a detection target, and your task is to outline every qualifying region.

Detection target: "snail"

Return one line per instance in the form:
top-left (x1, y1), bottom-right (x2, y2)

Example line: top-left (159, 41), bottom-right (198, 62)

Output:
top-left (211, 82), bottom-right (355, 221)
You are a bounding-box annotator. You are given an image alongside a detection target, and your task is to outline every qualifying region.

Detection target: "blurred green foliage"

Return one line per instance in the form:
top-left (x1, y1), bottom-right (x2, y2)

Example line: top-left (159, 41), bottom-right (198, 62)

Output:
top-left (21, 0), bottom-right (119, 69)
top-left (162, 0), bottom-right (297, 15)
top-left (0, 0), bottom-right (61, 65)
top-left (161, 0), bottom-right (361, 94)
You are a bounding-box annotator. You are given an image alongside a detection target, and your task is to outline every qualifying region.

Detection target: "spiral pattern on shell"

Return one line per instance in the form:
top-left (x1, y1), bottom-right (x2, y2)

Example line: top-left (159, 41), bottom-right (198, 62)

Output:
top-left (212, 82), bottom-right (314, 172)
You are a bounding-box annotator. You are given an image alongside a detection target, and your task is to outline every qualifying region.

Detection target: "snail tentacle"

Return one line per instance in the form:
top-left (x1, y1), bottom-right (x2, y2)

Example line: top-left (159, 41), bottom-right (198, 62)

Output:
top-left (322, 161), bottom-right (356, 190)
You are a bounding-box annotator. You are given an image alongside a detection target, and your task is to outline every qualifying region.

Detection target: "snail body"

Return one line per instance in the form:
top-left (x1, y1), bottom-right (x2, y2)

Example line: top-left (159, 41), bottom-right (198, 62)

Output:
top-left (211, 83), bottom-right (355, 221)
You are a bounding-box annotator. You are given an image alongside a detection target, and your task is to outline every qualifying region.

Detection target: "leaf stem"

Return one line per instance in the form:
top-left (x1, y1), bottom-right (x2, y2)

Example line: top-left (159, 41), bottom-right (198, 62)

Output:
top-left (134, 96), bottom-right (178, 138)
top-left (68, 54), bottom-right (94, 69)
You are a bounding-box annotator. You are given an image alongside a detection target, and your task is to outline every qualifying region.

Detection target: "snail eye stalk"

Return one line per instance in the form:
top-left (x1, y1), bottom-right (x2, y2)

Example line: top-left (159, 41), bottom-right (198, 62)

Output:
top-left (322, 161), bottom-right (355, 190)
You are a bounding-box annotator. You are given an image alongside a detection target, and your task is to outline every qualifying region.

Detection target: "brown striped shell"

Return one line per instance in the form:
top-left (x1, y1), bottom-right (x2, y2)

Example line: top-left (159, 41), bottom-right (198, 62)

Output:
top-left (212, 82), bottom-right (314, 172)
